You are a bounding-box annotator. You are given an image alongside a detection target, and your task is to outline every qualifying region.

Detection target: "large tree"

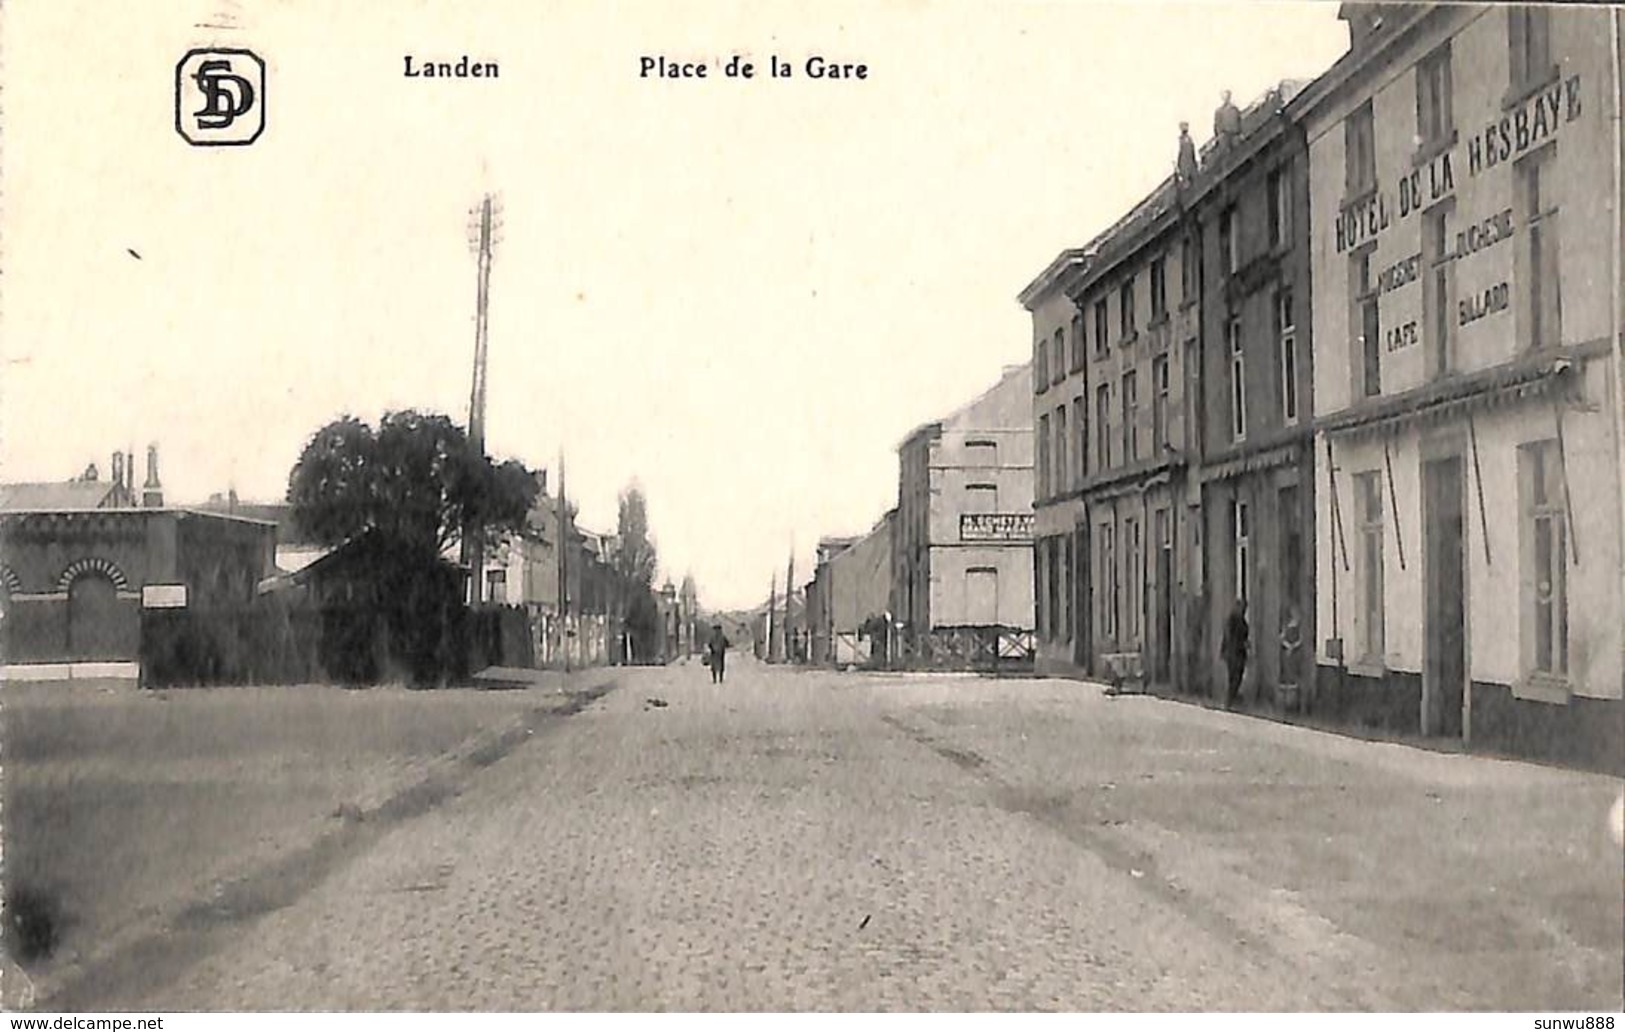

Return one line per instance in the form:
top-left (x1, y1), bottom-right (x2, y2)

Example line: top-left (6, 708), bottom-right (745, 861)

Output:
top-left (287, 410), bottom-right (539, 557)
top-left (611, 482), bottom-right (659, 590)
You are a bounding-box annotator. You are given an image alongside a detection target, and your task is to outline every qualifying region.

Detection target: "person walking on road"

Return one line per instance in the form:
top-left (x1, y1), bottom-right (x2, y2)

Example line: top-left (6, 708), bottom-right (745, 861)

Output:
top-left (1221, 597), bottom-right (1250, 710)
top-left (705, 623), bottom-right (730, 684)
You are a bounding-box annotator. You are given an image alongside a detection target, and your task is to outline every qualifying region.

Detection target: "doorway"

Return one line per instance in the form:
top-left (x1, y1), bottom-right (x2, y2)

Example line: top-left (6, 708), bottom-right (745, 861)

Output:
top-left (1422, 454), bottom-right (1467, 738)
top-left (67, 573), bottom-right (126, 660)
top-left (1152, 507), bottom-right (1172, 681)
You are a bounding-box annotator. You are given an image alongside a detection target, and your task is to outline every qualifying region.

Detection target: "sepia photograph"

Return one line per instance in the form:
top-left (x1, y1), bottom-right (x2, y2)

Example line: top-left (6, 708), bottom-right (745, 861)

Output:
top-left (1, 0), bottom-right (1622, 1021)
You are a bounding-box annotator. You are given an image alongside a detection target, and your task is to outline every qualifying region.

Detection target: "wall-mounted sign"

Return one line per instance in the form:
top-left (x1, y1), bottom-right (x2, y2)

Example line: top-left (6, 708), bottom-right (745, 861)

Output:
top-left (142, 584), bottom-right (188, 609)
top-left (960, 513), bottom-right (1034, 542)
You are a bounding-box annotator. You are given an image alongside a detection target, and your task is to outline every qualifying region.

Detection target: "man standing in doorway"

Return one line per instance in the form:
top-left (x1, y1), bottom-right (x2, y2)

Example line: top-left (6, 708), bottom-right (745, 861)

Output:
top-left (1221, 597), bottom-right (1250, 710)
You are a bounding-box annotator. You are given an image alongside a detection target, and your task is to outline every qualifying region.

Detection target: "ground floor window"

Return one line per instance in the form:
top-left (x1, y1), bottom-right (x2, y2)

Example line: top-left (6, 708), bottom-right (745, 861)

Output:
top-left (1355, 470), bottom-right (1385, 664)
top-left (1231, 498), bottom-right (1250, 606)
top-left (1519, 439), bottom-right (1568, 679)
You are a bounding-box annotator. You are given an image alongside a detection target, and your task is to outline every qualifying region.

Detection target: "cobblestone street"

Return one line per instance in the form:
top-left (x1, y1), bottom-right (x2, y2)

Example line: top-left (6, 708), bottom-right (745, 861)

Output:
top-left (112, 657), bottom-right (1623, 1012)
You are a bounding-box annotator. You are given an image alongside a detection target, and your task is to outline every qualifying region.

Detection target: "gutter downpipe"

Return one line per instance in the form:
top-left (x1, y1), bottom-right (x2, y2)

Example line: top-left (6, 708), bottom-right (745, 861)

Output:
top-left (1612, 7), bottom-right (1625, 697)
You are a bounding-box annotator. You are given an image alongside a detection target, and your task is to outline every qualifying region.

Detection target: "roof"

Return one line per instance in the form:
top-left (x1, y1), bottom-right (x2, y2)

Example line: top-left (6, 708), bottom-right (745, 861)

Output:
top-left (1016, 247), bottom-right (1093, 310)
top-left (1056, 79), bottom-right (1308, 303)
top-left (0, 480), bottom-right (123, 511)
top-left (895, 362), bottom-right (1032, 452)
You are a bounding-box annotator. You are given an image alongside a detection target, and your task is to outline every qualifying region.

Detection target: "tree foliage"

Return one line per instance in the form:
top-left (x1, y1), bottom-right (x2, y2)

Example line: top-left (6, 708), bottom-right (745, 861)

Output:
top-left (611, 482), bottom-right (659, 590)
top-left (287, 410), bottom-right (539, 558)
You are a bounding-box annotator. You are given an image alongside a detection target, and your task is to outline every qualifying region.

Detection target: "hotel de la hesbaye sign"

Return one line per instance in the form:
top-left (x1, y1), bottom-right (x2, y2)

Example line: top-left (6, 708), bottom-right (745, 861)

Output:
top-left (1333, 73), bottom-right (1587, 359)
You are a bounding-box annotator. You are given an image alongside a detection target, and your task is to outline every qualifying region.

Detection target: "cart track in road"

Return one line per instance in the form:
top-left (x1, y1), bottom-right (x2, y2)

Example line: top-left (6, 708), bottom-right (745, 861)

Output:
top-left (42, 679), bottom-right (619, 1012)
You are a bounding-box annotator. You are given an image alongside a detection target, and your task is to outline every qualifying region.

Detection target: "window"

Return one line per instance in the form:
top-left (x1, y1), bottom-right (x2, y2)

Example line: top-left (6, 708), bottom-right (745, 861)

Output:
top-left (1416, 44), bottom-right (1454, 148)
top-left (1231, 499), bottom-right (1250, 605)
top-left (1035, 335), bottom-right (1049, 393)
top-left (1228, 316), bottom-right (1246, 441)
top-left (1355, 471), bottom-right (1385, 664)
top-left (1095, 384), bottom-right (1111, 471)
top-left (1125, 516), bottom-right (1142, 642)
top-left (1277, 289), bottom-right (1298, 424)
top-left (1052, 328), bottom-right (1066, 386)
top-left (1100, 522), bottom-right (1118, 641)
top-left (1119, 278), bottom-right (1137, 339)
top-left (1054, 405), bottom-right (1069, 494)
top-left (1355, 251), bottom-right (1381, 398)
top-left (486, 568), bottom-right (507, 600)
top-left (1520, 440), bottom-right (1568, 678)
top-left (1150, 256), bottom-right (1168, 320)
top-left (1424, 205), bottom-right (1454, 379)
top-left (1509, 7), bottom-right (1552, 94)
top-left (1345, 100), bottom-right (1376, 196)
top-left (1519, 147), bottom-right (1562, 350)
top-left (1180, 233), bottom-right (1199, 303)
top-left (1093, 299), bottom-right (1110, 358)
top-left (1268, 165), bottom-right (1292, 250)
top-left (1037, 412), bottom-right (1051, 499)
top-left (1071, 311), bottom-right (1086, 372)
top-left (1072, 396), bottom-right (1087, 483)
top-left (1122, 371), bottom-right (1139, 464)
top-left (1152, 354), bottom-right (1170, 453)
top-left (965, 483), bottom-right (998, 514)
top-left (1220, 207), bottom-right (1239, 275)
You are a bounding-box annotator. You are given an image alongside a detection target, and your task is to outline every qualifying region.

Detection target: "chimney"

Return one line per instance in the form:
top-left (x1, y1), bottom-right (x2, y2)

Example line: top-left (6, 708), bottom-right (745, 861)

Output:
top-left (111, 452), bottom-right (125, 491)
top-left (127, 445), bottom-right (136, 496)
top-left (143, 443), bottom-right (164, 508)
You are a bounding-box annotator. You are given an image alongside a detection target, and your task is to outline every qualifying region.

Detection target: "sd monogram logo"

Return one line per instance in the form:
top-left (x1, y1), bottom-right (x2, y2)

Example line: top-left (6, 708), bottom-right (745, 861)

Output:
top-left (175, 48), bottom-right (266, 146)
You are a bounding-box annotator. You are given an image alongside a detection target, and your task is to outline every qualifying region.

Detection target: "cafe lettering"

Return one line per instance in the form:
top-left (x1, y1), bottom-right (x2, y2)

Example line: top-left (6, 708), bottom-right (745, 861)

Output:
top-left (1333, 73), bottom-right (1585, 255)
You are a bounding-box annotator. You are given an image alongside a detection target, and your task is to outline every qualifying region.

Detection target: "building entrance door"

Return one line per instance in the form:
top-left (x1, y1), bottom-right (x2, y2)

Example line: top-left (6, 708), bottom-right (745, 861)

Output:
top-left (67, 573), bottom-right (126, 660)
top-left (1422, 455), bottom-right (1466, 738)
top-left (1152, 508), bottom-right (1172, 681)
top-left (1073, 523), bottom-right (1090, 667)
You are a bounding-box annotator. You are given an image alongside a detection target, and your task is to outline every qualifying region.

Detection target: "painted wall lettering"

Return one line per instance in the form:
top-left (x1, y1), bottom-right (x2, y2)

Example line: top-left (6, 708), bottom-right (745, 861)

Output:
top-left (1458, 282), bottom-right (1510, 326)
top-left (1385, 320), bottom-right (1419, 352)
top-left (1467, 74), bottom-right (1584, 177)
top-left (1335, 192), bottom-right (1393, 254)
top-left (1375, 253), bottom-right (1423, 295)
top-left (1451, 208), bottom-right (1515, 260)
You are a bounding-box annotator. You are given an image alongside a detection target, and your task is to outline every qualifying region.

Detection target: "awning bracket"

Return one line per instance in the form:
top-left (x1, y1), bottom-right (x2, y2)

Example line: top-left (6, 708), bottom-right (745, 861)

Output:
top-left (1468, 412), bottom-right (1492, 568)
top-left (1383, 433), bottom-right (1406, 571)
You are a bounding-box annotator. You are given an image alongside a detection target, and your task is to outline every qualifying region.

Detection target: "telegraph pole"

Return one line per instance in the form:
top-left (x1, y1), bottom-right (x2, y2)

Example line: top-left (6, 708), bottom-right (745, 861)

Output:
top-left (461, 193), bottom-right (499, 605)
top-left (557, 449), bottom-right (570, 673)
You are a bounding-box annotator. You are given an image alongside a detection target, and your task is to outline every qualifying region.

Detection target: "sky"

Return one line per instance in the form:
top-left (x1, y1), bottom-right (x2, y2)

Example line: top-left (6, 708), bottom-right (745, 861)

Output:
top-left (0, 0), bottom-right (1349, 612)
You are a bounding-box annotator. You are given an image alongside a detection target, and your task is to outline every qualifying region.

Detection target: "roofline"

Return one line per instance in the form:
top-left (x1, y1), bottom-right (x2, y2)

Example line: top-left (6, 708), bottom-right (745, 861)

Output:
top-left (1284, 5), bottom-right (1434, 128)
top-left (0, 506), bottom-right (277, 527)
top-left (1016, 247), bottom-right (1092, 310)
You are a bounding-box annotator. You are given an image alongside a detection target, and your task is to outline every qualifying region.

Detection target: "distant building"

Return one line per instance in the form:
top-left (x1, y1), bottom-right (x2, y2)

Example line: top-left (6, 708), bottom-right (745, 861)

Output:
top-left (892, 364), bottom-right (1035, 638)
top-left (1, 448), bottom-right (276, 680)
top-left (1296, 3), bottom-right (1623, 765)
top-left (806, 512), bottom-right (895, 666)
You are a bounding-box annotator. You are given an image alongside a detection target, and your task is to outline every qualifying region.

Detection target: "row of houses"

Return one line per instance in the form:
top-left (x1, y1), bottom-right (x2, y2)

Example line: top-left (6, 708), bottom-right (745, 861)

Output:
top-left (1020, 3), bottom-right (1623, 768)
top-left (795, 363), bottom-right (1039, 671)
top-left (0, 447), bottom-right (698, 682)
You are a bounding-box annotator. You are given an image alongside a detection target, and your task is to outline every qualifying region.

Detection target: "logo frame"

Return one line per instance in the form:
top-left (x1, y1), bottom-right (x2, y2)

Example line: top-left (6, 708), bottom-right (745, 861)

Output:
top-left (175, 47), bottom-right (266, 147)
